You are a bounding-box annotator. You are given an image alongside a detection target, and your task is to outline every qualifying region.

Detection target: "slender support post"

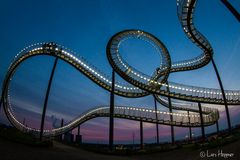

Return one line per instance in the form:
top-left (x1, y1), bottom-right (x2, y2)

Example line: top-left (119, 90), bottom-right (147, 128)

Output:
top-left (76, 125), bottom-right (82, 144)
top-left (166, 82), bottom-right (175, 144)
top-left (39, 57), bottom-right (58, 141)
top-left (221, 0), bottom-right (240, 22)
top-left (140, 120), bottom-right (143, 149)
top-left (154, 96), bottom-right (159, 144)
top-left (198, 103), bottom-right (205, 140)
top-left (109, 70), bottom-right (115, 150)
top-left (187, 110), bottom-right (192, 141)
top-left (61, 119), bottom-right (64, 127)
top-left (211, 58), bottom-right (231, 132)
top-left (78, 125), bottom-right (80, 136)
top-left (169, 102), bottom-right (175, 144)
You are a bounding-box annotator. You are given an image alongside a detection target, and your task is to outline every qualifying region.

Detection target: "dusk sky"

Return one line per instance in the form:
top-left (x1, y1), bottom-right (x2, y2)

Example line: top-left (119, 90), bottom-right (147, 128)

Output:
top-left (0, 0), bottom-right (239, 144)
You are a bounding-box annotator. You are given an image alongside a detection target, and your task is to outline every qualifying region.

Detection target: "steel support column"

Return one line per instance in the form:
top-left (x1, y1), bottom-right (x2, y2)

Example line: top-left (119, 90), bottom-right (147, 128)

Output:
top-left (221, 0), bottom-right (240, 22)
top-left (169, 102), bottom-right (175, 144)
top-left (140, 120), bottom-right (143, 149)
top-left (166, 82), bottom-right (175, 144)
top-left (187, 110), bottom-right (192, 141)
top-left (211, 58), bottom-right (231, 132)
top-left (39, 57), bottom-right (58, 141)
top-left (154, 96), bottom-right (159, 144)
top-left (198, 103), bottom-right (205, 140)
top-left (109, 70), bottom-right (115, 150)
top-left (61, 119), bottom-right (64, 127)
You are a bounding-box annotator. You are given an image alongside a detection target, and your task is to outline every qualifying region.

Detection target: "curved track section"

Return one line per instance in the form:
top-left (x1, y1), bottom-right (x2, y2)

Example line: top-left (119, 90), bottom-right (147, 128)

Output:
top-left (155, 95), bottom-right (215, 114)
top-left (16, 106), bottom-right (219, 137)
top-left (1, 0), bottom-right (239, 137)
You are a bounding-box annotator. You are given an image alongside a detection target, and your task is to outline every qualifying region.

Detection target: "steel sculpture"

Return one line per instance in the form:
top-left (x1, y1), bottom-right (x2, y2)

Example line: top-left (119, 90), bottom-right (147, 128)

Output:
top-left (1, 0), bottom-right (238, 139)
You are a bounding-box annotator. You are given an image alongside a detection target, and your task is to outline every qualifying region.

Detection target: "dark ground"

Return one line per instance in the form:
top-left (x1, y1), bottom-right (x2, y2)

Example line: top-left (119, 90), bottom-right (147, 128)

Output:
top-left (0, 137), bottom-right (239, 160)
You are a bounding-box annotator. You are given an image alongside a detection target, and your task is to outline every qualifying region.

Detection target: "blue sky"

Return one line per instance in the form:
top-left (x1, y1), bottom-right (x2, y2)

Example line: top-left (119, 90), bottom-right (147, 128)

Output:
top-left (0, 0), bottom-right (240, 144)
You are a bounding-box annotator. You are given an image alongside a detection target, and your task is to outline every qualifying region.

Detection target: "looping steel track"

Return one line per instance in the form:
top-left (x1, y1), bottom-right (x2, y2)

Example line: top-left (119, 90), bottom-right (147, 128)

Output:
top-left (1, 0), bottom-right (239, 137)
